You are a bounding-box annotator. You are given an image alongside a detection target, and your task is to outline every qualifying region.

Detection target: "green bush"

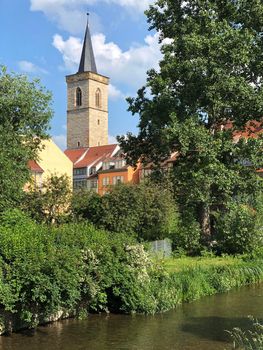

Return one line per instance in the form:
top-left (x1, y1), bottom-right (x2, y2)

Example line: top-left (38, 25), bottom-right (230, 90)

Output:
top-left (172, 210), bottom-right (202, 255)
top-left (0, 209), bottom-right (154, 327)
top-left (72, 182), bottom-right (179, 241)
top-left (23, 174), bottom-right (72, 224)
top-left (215, 203), bottom-right (262, 254)
top-left (71, 190), bottom-right (102, 225)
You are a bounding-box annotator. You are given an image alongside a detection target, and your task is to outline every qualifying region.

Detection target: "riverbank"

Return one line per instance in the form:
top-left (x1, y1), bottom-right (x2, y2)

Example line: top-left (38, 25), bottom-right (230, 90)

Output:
top-left (0, 212), bottom-right (263, 334)
top-left (1, 251), bottom-right (263, 334)
top-left (152, 256), bottom-right (263, 311)
top-left (1, 283), bottom-right (262, 349)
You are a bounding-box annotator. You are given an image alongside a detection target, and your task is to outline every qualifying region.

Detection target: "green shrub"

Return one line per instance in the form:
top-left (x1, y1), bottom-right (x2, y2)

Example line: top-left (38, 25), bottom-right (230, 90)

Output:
top-left (0, 209), bottom-right (155, 327)
top-left (215, 203), bottom-right (262, 254)
top-left (71, 182), bottom-right (179, 241)
top-left (23, 174), bottom-right (72, 224)
top-left (71, 190), bottom-right (103, 225)
top-left (172, 210), bottom-right (202, 255)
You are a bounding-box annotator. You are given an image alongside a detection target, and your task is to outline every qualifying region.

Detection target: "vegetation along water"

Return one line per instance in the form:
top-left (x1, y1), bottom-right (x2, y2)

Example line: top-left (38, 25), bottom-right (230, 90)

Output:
top-left (0, 209), bottom-right (263, 336)
top-left (0, 283), bottom-right (262, 350)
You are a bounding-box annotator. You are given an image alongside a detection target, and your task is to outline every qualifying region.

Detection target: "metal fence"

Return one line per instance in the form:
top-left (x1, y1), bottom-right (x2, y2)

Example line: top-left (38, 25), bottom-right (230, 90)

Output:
top-left (149, 238), bottom-right (172, 258)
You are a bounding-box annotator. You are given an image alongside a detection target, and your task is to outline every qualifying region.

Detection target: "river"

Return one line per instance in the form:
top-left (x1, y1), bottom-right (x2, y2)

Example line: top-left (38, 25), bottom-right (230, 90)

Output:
top-left (0, 283), bottom-right (262, 350)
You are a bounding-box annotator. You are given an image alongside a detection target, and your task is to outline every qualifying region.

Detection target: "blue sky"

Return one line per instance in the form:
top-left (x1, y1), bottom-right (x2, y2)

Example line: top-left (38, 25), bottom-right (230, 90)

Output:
top-left (0, 0), bottom-right (165, 150)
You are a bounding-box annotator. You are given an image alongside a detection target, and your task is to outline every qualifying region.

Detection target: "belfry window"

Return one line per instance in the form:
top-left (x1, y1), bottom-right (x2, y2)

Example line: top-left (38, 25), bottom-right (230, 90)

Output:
top-left (95, 88), bottom-right (101, 108)
top-left (76, 87), bottom-right (82, 106)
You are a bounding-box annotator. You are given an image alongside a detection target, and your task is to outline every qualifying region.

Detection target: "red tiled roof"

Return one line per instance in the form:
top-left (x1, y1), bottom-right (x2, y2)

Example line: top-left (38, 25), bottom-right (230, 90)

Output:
top-left (64, 144), bottom-right (119, 168)
top-left (233, 120), bottom-right (262, 140)
top-left (28, 160), bottom-right (44, 173)
top-left (64, 147), bottom-right (88, 163)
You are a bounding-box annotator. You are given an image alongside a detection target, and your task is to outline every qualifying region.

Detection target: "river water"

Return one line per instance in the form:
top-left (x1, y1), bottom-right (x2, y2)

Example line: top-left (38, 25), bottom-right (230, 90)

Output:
top-left (0, 283), bottom-right (262, 350)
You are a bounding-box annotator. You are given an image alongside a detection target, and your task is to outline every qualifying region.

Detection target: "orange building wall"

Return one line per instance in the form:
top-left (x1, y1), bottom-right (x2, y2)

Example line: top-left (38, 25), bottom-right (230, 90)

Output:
top-left (98, 165), bottom-right (140, 195)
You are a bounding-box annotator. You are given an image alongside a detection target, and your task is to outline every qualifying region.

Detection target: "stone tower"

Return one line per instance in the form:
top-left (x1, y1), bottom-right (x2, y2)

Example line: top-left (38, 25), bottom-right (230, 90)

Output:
top-left (66, 15), bottom-right (109, 149)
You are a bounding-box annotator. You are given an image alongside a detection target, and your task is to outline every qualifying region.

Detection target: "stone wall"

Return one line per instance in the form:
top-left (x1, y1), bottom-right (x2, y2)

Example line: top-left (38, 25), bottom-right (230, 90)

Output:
top-left (66, 72), bottom-right (109, 149)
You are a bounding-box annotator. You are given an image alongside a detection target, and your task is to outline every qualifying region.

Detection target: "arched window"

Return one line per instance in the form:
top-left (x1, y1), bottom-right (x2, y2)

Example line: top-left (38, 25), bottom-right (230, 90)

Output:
top-left (76, 87), bottom-right (82, 107)
top-left (95, 88), bottom-right (101, 108)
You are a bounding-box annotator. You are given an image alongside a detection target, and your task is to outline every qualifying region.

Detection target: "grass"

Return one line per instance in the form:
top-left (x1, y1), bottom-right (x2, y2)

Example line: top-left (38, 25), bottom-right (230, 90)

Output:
top-left (145, 254), bottom-right (263, 313)
top-left (162, 255), bottom-right (239, 273)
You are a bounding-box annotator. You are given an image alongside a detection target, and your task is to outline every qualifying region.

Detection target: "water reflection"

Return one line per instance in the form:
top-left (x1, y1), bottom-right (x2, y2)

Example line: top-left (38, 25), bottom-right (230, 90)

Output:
top-left (0, 283), bottom-right (262, 350)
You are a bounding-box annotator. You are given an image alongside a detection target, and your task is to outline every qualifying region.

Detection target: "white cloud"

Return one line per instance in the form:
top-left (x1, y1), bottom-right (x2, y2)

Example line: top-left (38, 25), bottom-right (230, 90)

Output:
top-left (30, 0), bottom-right (87, 34)
top-left (52, 134), bottom-right (67, 150)
top-left (53, 31), bottom-right (166, 91)
top-left (109, 84), bottom-right (125, 100)
top-left (53, 34), bottom-right (82, 71)
top-left (30, 0), bottom-right (153, 34)
top-left (18, 60), bottom-right (48, 75)
top-left (108, 135), bottom-right (117, 144)
top-left (105, 0), bottom-right (152, 12)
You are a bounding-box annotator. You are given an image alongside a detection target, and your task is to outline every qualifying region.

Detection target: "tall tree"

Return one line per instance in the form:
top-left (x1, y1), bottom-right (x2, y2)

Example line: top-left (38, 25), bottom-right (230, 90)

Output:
top-left (0, 67), bottom-right (52, 210)
top-left (118, 0), bottom-right (263, 242)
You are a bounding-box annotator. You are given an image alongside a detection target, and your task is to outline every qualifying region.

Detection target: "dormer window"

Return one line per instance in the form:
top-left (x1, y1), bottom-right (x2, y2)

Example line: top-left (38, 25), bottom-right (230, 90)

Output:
top-left (76, 87), bottom-right (82, 106)
top-left (90, 167), bottom-right (96, 175)
top-left (115, 160), bottom-right (126, 169)
top-left (95, 88), bottom-right (101, 108)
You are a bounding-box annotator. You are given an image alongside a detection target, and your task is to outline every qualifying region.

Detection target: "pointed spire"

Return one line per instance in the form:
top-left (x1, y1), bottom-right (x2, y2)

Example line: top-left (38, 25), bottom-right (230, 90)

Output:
top-left (78, 13), bottom-right (97, 74)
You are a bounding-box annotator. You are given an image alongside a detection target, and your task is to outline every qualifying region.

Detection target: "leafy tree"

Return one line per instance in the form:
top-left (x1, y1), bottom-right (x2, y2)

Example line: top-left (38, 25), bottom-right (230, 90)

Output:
top-left (0, 66), bottom-right (52, 211)
top-left (23, 174), bottom-right (72, 224)
top-left (71, 190), bottom-right (103, 226)
top-left (118, 0), bottom-right (263, 243)
top-left (71, 182), bottom-right (178, 241)
top-left (215, 202), bottom-right (259, 254)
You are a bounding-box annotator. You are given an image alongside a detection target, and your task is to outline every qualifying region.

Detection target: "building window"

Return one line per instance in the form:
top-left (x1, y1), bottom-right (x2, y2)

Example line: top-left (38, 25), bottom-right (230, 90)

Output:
top-left (102, 161), bottom-right (115, 170)
top-left (77, 141), bottom-right (80, 147)
top-left (90, 180), bottom-right (98, 189)
top-left (90, 167), bottom-right (96, 175)
top-left (115, 160), bottom-right (126, 169)
top-left (73, 179), bottom-right (87, 190)
top-left (73, 167), bottom-right (87, 176)
top-left (113, 176), bottom-right (124, 185)
top-left (95, 88), bottom-right (101, 108)
top-left (76, 87), bottom-right (82, 106)
top-left (102, 177), bottom-right (110, 186)
top-left (98, 119), bottom-right (100, 125)
top-left (102, 162), bottom-right (109, 170)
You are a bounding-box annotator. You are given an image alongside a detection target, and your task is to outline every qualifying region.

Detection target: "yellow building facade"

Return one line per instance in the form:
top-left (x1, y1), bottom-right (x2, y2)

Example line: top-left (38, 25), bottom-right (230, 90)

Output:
top-left (29, 139), bottom-right (73, 189)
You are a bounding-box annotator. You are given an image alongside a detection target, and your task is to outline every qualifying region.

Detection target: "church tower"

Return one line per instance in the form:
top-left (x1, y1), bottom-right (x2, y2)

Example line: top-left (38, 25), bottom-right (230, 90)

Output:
top-left (66, 14), bottom-right (109, 149)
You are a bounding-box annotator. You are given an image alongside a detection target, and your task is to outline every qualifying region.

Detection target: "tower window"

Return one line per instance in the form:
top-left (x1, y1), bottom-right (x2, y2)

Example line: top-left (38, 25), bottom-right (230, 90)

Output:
top-left (76, 87), bottom-right (82, 107)
top-left (77, 141), bottom-right (80, 147)
top-left (98, 119), bottom-right (100, 125)
top-left (95, 88), bottom-right (101, 108)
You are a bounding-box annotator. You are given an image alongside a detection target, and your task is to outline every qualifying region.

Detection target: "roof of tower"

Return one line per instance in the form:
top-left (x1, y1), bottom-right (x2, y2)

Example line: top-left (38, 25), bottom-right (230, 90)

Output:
top-left (78, 14), bottom-right (97, 74)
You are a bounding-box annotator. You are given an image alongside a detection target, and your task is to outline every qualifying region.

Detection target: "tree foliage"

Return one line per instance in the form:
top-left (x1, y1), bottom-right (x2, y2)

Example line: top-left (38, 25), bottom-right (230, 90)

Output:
top-left (23, 174), bottom-right (72, 224)
top-left (118, 0), bottom-right (263, 243)
top-left (0, 66), bottom-right (52, 211)
top-left (72, 182), bottom-right (178, 241)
